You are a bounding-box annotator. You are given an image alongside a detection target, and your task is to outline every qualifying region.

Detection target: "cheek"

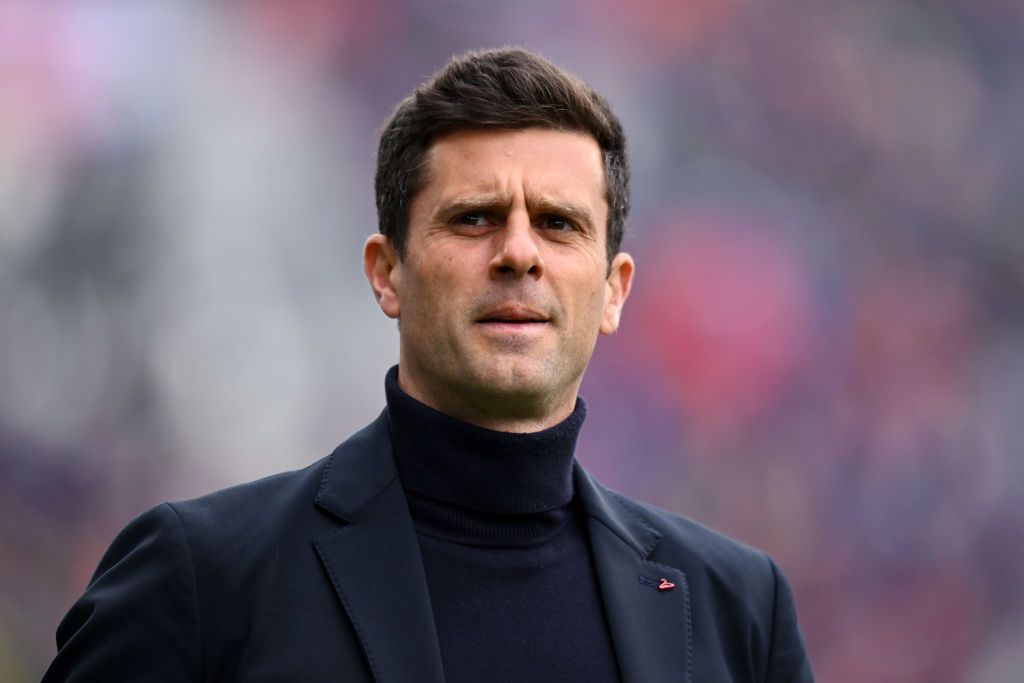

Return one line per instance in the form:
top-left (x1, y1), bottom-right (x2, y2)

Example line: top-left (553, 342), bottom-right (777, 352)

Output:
top-left (431, 250), bottom-right (482, 293)
top-left (406, 260), bottom-right (463, 320)
top-left (583, 274), bottom-right (608, 312)
top-left (563, 278), bottom-right (608, 333)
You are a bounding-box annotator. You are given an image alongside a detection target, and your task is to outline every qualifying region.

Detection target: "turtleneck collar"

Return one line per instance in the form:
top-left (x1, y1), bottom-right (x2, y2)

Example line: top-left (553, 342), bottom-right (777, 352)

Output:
top-left (384, 365), bottom-right (586, 516)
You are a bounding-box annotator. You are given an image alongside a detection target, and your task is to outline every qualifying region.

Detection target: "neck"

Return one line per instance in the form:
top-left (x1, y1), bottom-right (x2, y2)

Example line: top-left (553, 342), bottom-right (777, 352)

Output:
top-left (395, 364), bottom-right (578, 433)
top-left (384, 365), bottom-right (586, 514)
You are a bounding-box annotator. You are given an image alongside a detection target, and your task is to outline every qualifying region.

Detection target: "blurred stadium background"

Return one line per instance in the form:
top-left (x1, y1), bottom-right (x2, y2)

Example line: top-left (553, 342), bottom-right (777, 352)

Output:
top-left (2, 1), bottom-right (1023, 681)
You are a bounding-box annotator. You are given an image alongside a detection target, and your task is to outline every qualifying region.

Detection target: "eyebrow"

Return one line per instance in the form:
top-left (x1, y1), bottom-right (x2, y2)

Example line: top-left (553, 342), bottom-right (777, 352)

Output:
top-left (433, 194), bottom-right (514, 220)
top-left (527, 196), bottom-right (595, 233)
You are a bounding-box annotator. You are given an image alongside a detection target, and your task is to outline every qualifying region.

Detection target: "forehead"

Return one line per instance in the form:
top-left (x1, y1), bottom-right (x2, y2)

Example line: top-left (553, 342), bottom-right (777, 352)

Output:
top-left (418, 128), bottom-right (607, 210)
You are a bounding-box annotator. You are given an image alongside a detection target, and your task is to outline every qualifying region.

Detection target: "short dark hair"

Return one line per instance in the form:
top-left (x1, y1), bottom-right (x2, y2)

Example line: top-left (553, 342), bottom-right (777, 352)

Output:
top-left (375, 47), bottom-right (630, 261)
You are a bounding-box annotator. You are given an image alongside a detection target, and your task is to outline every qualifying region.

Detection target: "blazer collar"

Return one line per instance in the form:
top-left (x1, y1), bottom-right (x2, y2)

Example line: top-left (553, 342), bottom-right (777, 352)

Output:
top-left (312, 412), bottom-right (692, 683)
top-left (575, 464), bottom-right (694, 683)
top-left (313, 410), bottom-right (446, 683)
top-left (573, 463), bottom-right (661, 557)
top-left (314, 410), bottom-right (399, 521)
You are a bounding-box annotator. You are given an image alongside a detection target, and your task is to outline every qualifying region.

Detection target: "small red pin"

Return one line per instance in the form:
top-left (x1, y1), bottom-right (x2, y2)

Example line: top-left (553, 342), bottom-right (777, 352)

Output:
top-left (658, 578), bottom-right (675, 591)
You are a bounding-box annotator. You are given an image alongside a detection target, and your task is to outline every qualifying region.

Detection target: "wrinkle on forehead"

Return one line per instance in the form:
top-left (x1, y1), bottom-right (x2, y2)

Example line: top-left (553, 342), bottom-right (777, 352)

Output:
top-left (425, 128), bottom-right (605, 183)
top-left (415, 128), bottom-right (609, 235)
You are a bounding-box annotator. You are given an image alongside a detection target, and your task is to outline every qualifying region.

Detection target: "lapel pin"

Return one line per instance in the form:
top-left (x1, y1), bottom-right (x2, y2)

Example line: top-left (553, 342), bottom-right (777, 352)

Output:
top-left (638, 575), bottom-right (676, 592)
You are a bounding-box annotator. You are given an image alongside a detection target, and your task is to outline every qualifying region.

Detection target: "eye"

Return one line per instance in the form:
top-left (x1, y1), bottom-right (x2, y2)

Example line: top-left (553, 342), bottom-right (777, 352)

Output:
top-left (456, 213), bottom-right (490, 227)
top-left (541, 215), bottom-right (576, 232)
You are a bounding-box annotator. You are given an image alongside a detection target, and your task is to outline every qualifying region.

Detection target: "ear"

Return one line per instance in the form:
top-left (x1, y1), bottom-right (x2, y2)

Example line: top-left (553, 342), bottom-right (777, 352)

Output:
top-left (363, 234), bottom-right (401, 319)
top-left (599, 252), bottom-right (634, 335)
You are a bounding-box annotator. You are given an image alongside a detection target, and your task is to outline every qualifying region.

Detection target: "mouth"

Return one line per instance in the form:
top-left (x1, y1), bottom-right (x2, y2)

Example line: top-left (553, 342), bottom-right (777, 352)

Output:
top-left (476, 307), bottom-right (550, 326)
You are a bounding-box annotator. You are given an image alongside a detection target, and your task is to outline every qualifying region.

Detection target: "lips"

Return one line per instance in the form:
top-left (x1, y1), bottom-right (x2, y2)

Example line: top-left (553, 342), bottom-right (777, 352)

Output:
top-left (476, 306), bottom-right (550, 324)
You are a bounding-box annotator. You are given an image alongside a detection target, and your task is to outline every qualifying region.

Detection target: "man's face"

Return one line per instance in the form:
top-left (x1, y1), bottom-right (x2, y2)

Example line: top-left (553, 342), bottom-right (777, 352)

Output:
top-left (365, 127), bottom-right (633, 430)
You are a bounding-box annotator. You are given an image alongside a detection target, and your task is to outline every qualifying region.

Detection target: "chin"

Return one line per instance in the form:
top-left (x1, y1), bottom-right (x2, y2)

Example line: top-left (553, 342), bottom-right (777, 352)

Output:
top-left (470, 359), bottom-right (568, 400)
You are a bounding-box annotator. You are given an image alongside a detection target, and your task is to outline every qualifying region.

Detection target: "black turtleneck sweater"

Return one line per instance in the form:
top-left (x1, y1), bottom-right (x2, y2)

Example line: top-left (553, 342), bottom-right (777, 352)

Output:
top-left (384, 367), bottom-right (621, 682)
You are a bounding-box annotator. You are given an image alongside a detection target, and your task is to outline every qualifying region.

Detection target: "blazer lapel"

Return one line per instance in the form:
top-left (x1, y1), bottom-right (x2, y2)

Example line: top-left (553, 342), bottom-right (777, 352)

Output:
top-left (576, 466), bottom-right (693, 683)
top-left (313, 412), bottom-right (445, 683)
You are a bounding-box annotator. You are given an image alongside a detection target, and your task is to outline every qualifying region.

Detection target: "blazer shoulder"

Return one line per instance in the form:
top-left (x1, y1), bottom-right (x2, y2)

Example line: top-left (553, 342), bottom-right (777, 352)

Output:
top-left (167, 410), bottom-right (394, 542)
top-left (168, 455), bottom-right (330, 525)
top-left (161, 453), bottom-right (345, 572)
top-left (46, 502), bottom-right (203, 682)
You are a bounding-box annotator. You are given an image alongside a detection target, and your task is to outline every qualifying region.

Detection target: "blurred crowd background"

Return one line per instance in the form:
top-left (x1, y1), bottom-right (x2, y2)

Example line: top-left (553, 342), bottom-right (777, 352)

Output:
top-left (2, 0), bottom-right (1023, 681)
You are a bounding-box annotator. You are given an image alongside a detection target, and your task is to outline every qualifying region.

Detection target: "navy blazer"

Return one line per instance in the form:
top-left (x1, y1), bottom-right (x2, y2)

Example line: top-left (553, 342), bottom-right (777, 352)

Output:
top-left (45, 412), bottom-right (813, 682)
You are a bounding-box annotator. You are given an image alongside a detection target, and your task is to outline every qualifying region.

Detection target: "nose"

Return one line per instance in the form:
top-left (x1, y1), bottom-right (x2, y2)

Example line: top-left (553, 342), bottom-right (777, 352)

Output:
top-left (489, 211), bottom-right (544, 280)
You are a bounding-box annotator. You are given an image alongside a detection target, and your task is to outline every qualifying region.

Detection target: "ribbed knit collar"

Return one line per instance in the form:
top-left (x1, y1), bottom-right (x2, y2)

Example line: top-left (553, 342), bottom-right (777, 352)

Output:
top-left (385, 366), bottom-right (585, 516)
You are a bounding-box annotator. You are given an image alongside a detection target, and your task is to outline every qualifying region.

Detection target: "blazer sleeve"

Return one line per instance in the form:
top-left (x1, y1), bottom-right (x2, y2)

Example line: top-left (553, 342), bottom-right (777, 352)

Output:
top-left (43, 503), bottom-right (202, 683)
top-left (765, 556), bottom-right (814, 683)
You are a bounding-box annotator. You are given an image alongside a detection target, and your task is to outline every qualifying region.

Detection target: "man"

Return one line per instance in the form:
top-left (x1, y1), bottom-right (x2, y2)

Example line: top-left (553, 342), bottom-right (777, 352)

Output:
top-left (46, 48), bottom-right (813, 682)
